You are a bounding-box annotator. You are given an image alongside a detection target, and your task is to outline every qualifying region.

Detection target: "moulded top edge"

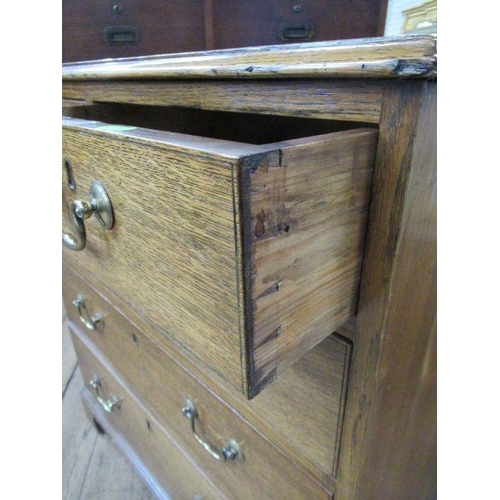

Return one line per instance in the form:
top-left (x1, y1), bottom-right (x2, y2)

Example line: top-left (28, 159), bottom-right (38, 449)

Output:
top-left (62, 35), bottom-right (437, 81)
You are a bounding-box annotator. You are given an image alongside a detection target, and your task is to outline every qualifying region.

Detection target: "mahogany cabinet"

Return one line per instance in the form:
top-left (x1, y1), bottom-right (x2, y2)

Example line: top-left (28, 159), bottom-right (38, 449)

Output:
top-left (62, 0), bottom-right (387, 62)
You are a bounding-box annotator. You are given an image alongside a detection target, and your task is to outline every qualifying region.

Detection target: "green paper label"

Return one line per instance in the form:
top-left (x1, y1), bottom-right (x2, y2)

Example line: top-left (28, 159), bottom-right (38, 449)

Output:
top-left (96, 124), bottom-right (137, 132)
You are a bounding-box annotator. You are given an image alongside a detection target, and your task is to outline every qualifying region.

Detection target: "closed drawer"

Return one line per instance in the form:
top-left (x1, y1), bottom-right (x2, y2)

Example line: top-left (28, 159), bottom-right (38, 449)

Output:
top-left (63, 263), bottom-right (350, 489)
top-left (62, 103), bottom-right (376, 397)
top-left (73, 330), bottom-right (225, 500)
top-left (70, 322), bottom-right (330, 500)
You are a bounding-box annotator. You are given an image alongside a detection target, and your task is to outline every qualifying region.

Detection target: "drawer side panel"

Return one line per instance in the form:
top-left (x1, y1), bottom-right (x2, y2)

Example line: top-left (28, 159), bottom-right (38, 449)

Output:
top-left (242, 129), bottom-right (377, 394)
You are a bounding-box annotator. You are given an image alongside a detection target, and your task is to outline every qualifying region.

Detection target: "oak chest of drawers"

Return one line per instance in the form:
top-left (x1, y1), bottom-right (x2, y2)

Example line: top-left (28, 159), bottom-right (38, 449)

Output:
top-left (62, 36), bottom-right (437, 499)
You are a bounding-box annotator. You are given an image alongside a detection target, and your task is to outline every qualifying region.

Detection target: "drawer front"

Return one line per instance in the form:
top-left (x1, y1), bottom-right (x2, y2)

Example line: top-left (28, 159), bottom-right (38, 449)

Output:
top-left (65, 274), bottom-right (330, 499)
top-left (62, 114), bottom-right (376, 397)
top-left (62, 119), bottom-right (245, 392)
top-left (74, 331), bottom-right (225, 500)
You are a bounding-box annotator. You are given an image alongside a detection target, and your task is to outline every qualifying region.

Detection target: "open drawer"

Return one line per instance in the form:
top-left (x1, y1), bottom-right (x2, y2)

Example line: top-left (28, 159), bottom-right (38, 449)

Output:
top-left (62, 103), bottom-right (377, 397)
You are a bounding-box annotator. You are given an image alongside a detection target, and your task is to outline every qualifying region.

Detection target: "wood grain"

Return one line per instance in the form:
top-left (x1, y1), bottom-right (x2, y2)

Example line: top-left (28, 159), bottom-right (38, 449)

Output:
top-left (61, 35), bottom-right (437, 79)
top-left (241, 129), bottom-right (377, 394)
top-left (62, 114), bottom-right (375, 397)
top-left (63, 262), bottom-right (350, 491)
top-left (72, 324), bottom-right (330, 500)
top-left (61, 79), bottom-right (384, 123)
top-left (336, 80), bottom-right (436, 499)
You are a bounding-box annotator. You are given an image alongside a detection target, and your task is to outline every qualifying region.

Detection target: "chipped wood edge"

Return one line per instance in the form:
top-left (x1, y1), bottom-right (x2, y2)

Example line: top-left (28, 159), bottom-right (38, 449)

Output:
top-left (62, 58), bottom-right (436, 81)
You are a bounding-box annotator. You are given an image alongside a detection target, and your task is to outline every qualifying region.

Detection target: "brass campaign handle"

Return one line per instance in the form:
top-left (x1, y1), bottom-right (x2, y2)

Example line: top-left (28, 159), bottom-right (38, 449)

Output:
top-left (62, 181), bottom-right (114, 251)
top-left (181, 399), bottom-right (240, 462)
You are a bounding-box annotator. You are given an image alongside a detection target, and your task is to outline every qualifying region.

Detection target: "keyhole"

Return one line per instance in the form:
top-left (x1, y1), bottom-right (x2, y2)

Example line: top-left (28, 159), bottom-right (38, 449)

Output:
top-left (64, 159), bottom-right (76, 191)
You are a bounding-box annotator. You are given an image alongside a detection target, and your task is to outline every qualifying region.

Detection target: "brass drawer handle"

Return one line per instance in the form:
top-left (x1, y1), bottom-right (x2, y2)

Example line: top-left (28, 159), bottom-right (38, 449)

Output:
top-left (181, 399), bottom-right (240, 462)
top-left (279, 22), bottom-right (315, 40)
top-left (90, 376), bottom-right (120, 413)
top-left (62, 181), bottom-right (114, 251)
top-left (72, 294), bottom-right (102, 331)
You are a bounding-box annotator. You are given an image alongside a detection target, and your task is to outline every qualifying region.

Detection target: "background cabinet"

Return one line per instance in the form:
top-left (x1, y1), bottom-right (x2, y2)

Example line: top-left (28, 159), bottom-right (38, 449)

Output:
top-left (62, 0), bottom-right (388, 62)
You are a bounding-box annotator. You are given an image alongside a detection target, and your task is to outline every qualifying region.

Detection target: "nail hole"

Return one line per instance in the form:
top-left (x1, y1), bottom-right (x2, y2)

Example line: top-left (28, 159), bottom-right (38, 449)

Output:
top-left (132, 333), bottom-right (139, 346)
top-left (146, 420), bottom-right (152, 431)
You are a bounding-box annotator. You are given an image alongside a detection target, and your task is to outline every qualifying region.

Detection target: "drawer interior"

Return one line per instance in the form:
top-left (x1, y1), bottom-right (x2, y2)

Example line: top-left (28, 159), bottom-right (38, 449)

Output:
top-left (241, 331), bottom-right (351, 483)
top-left (63, 102), bottom-right (376, 145)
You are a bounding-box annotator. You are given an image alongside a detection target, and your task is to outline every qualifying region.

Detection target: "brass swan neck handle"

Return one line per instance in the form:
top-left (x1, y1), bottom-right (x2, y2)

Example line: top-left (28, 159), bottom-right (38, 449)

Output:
top-left (89, 376), bottom-right (120, 413)
top-left (181, 398), bottom-right (241, 462)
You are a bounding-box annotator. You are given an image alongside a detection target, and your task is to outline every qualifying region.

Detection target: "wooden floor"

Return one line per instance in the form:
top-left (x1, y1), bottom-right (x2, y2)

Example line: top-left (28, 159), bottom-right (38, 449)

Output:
top-left (62, 305), bottom-right (154, 500)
